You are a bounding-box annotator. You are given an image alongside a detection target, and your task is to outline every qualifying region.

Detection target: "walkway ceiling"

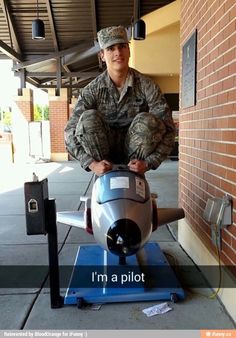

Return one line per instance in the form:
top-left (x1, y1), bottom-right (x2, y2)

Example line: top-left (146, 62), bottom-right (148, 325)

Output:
top-left (0, 0), bottom-right (174, 98)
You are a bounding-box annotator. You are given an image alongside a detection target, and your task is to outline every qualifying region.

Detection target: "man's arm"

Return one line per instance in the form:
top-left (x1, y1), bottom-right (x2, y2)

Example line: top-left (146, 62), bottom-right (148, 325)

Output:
top-left (64, 89), bottom-right (95, 170)
top-left (143, 78), bottom-right (176, 170)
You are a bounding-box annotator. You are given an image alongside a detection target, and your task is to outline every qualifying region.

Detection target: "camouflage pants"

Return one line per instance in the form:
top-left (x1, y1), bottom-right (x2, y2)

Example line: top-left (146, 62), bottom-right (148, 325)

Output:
top-left (76, 109), bottom-right (166, 164)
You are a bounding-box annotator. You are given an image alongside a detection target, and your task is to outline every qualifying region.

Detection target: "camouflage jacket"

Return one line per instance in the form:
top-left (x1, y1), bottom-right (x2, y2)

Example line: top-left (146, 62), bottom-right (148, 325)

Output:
top-left (65, 68), bottom-right (175, 170)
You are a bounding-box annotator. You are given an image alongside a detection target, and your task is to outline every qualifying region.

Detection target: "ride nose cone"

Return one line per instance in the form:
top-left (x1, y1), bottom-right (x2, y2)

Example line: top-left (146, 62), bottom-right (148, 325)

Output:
top-left (106, 219), bottom-right (141, 256)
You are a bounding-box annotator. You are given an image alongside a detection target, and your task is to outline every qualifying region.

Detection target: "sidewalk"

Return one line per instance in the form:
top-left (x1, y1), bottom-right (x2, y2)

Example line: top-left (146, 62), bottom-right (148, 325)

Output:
top-left (0, 160), bottom-right (235, 330)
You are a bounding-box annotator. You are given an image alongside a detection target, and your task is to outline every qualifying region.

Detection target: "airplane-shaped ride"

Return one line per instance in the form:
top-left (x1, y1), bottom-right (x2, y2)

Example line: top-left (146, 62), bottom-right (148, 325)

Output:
top-left (25, 167), bottom-right (186, 308)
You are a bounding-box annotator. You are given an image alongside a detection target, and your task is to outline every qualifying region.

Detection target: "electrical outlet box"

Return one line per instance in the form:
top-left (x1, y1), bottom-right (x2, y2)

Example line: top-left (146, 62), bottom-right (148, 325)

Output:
top-left (203, 196), bottom-right (232, 227)
top-left (24, 178), bottom-right (49, 235)
top-left (203, 195), bottom-right (232, 248)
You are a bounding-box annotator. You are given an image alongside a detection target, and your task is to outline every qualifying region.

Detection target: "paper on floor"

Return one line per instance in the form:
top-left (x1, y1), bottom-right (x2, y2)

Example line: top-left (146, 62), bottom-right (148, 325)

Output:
top-left (142, 302), bottom-right (172, 317)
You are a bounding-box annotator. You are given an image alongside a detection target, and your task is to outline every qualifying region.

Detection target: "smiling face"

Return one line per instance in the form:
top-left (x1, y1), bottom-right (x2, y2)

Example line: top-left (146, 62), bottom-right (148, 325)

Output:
top-left (100, 43), bottom-right (130, 74)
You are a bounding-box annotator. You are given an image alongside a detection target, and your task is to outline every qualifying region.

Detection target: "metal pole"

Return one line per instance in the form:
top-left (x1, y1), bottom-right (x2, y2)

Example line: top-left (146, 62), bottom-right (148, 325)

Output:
top-left (45, 198), bottom-right (64, 308)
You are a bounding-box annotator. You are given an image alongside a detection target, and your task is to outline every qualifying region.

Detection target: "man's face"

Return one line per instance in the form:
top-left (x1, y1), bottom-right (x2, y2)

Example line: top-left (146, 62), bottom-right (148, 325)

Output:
top-left (100, 43), bottom-right (130, 73)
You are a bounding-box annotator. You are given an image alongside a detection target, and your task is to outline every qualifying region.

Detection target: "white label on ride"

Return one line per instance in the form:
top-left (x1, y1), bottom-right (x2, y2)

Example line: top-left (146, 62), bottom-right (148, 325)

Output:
top-left (110, 177), bottom-right (129, 189)
top-left (135, 177), bottom-right (145, 198)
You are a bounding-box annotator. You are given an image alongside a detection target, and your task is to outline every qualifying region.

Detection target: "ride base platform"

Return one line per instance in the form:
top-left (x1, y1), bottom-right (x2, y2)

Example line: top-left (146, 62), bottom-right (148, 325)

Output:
top-left (64, 242), bottom-right (185, 307)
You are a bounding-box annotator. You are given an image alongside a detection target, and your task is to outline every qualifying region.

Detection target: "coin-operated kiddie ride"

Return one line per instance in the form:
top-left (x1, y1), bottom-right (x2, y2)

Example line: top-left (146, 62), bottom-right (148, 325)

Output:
top-left (24, 168), bottom-right (185, 308)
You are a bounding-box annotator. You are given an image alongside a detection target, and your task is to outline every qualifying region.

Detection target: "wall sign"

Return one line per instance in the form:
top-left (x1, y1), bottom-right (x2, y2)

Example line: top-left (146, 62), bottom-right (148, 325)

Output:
top-left (181, 30), bottom-right (197, 108)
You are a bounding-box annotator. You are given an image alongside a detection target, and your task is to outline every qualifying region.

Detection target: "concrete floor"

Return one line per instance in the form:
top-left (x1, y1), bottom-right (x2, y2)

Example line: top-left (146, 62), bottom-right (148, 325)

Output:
top-left (0, 160), bottom-right (235, 330)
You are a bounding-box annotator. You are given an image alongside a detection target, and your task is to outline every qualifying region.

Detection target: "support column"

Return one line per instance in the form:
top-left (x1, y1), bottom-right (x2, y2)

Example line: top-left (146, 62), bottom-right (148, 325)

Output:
top-left (69, 96), bottom-right (77, 117)
top-left (48, 88), bottom-right (69, 161)
top-left (13, 88), bottom-right (34, 163)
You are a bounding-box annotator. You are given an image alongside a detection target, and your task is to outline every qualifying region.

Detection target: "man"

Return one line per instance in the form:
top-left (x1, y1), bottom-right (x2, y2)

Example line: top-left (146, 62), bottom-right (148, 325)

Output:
top-left (65, 26), bottom-right (175, 176)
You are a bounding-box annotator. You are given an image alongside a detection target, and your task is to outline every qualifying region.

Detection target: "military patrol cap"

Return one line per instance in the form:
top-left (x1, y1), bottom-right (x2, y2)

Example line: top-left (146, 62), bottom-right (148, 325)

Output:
top-left (97, 26), bottom-right (129, 49)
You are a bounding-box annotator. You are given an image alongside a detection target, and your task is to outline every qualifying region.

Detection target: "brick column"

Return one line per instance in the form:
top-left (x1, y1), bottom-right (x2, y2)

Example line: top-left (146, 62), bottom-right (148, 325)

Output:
top-left (14, 88), bottom-right (34, 122)
top-left (48, 88), bottom-right (69, 161)
top-left (13, 88), bottom-right (34, 163)
top-left (69, 96), bottom-right (77, 117)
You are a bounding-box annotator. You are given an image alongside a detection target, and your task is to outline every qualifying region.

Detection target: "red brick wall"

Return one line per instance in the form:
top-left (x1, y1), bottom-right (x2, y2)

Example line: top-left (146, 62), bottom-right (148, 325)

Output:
top-left (179, 0), bottom-right (236, 264)
top-left (69, 97), bottom-right (77, 117)
top-left (14, 89), bottom-right (34, 121)
top-left (15, 101), bottom-right (34, 121)
top-left (48, 89), bottom-right (69, 154)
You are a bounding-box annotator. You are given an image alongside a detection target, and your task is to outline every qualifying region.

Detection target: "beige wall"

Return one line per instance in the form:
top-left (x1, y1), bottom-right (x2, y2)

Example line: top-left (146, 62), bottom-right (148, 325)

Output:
top-left (129, 0), bottom-right (180, 93)
top-left (130, 23), bottom-right (180, 78)
top-left (151, 75), bottom-right (179, 93)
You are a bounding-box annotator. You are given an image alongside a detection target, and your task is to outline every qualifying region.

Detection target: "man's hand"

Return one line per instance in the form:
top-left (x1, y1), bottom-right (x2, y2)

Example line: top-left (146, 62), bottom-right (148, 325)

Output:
top-left (128, 159), bottom-right (148, 175)
top-left (89, 160), bottom-right (113, 176)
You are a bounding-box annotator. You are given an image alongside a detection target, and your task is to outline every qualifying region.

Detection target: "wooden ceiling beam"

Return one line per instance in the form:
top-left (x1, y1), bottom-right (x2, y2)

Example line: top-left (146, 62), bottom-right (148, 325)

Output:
top-left (12, 41), bottom-right (96, 71)
top-left (90, 0), bottom-right (98, 41)
top-left (0, 0), bottom-right (21, 54)
top-left (0, 40), bottom-right (23, 62)
top-left (90, 0), bottom-right (102, 69)
top-left (62, 45), bottom-right (98, 66)
top-left (26, 71), bottom-right (99, 78)
top-left (39, 84), bottom-right (87, 89)
top-left (45, 0), bottom-right (59, 51)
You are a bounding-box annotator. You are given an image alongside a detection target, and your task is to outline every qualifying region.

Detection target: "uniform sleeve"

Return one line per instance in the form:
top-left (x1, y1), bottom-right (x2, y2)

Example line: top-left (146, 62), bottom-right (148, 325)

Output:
top-left (143, 78), bottom-right (176, 170)
top-left (64, 87), bottom-right (96, 170)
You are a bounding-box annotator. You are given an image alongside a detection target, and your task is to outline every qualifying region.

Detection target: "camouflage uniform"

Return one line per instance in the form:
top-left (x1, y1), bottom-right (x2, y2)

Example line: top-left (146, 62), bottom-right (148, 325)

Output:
top-left (65, 67), bottom-right (175, 171)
